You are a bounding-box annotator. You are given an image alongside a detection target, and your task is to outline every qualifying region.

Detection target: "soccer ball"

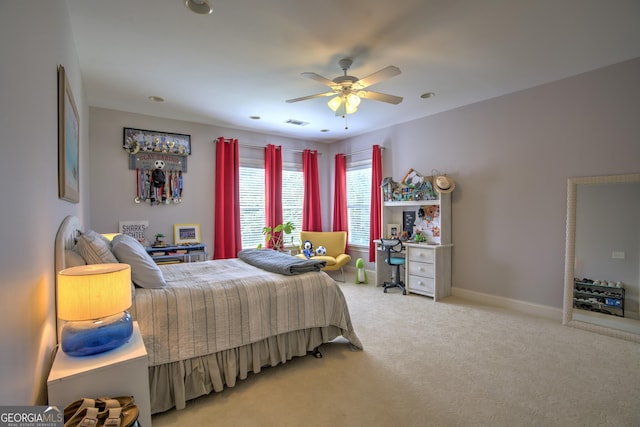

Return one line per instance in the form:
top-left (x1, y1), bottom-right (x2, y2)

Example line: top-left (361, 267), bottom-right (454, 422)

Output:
top-left (315, 246), bottom-right (326, 256)
top-left (154, 160), bottom-right (165, 169)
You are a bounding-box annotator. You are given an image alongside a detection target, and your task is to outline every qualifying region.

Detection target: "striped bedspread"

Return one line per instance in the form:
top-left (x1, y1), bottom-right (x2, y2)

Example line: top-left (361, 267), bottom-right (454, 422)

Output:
top-left (129, 258), bottom-right (362, 366)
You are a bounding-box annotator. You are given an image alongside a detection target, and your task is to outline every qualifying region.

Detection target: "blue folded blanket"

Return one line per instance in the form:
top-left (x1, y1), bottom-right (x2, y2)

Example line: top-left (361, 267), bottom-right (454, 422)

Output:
top-left (238, 249), bottom-right (326, 275)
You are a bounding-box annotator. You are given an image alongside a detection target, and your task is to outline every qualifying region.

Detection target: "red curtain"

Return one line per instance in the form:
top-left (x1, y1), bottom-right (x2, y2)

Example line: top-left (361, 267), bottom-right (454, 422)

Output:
top-left (369, 145), bottom-right (382, 261)
top-left (332, 153), bottom-right (348, 252)
top-left (264, 144), bottom-right (282, 248)
top-left (302, 149), bottom-right (322, 231)
top-left (213, 137), bottom-right (242, 259)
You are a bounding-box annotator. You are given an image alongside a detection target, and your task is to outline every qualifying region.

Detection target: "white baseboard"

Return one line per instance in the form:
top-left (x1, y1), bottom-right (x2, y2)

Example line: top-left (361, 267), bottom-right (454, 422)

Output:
top-left (451, 287), bottom-right (563, 322)
top-left (343, 268), bottom-right (562, 322)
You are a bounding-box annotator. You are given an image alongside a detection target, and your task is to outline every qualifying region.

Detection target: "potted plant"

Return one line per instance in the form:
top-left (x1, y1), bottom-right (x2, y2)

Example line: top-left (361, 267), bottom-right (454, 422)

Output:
top-left (153, 233), bottom-right (166, 247)
top-left (258, 221), bottom-right (296, 252)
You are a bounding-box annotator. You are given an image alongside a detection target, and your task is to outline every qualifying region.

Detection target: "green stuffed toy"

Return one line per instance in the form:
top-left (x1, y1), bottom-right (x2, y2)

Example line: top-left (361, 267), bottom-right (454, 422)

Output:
top-left (355, 258), bottom-right (368, 284)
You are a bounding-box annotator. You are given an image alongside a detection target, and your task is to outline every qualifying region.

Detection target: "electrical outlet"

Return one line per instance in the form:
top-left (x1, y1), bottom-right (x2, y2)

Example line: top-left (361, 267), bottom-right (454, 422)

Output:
top-left (611, 251), bottom-right (625, 259)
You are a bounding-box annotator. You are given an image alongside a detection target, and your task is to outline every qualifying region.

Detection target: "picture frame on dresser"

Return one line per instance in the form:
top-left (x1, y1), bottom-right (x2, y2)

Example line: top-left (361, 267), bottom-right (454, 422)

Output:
top-left (386, 223), bottom-right (401, 239)
top-left (174, 223), bottom-right (200, 244)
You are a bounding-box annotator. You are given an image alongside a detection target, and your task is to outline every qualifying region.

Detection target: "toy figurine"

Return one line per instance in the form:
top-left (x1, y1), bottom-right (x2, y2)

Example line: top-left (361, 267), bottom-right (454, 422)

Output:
top-left (355, 258), bottom-right (368, 284)
top-left (303, 240), bottom-right (314, 259)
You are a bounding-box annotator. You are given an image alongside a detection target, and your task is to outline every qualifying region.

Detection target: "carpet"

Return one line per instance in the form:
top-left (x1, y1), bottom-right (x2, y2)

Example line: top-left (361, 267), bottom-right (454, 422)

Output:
top-left (151, 274), bottom-right (640, 427)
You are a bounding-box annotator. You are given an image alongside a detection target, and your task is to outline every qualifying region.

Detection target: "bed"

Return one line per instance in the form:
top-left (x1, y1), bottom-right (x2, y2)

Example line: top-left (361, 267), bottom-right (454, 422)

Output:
top-left (55, 215), bottom-right (362, 414)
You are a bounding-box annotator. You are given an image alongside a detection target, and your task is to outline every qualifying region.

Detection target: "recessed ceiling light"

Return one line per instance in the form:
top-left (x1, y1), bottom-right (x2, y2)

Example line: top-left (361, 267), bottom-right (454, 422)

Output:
top-left (148, 96), bottom-right (164, 102)
top-left (284, 119), bottom-right (309, 126)
top-left (249, 116), bottom-right (261, 120)
top-left (420, 92), bottom-right (435, 99)
top-left (185, 0), bottom-right (213, 15)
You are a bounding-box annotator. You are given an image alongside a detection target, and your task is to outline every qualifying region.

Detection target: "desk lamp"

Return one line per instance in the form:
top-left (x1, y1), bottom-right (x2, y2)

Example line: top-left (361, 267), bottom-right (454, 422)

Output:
top-left (57, 263), bottom-right (133, 357)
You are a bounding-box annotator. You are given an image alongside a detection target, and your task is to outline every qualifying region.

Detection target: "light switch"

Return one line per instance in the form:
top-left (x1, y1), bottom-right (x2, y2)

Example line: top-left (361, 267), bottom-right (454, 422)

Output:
top-left (611, 251), bottom-right (625, 259)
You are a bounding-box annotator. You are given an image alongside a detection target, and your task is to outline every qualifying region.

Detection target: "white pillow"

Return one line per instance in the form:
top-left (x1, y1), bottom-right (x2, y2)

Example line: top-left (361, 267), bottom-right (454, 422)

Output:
top-left (76, 230), bottom-right (119, 264)
top-left (111, 234), bottom-right (167, 288)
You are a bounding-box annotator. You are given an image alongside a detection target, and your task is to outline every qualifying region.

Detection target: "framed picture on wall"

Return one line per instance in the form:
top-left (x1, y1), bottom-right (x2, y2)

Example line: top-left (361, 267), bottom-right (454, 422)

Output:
top-left (123, 127), bottom-right (191, 156)
top-left (58, 65), bottom-right (80, 203)
top-left (174, 223), bottom-right (201, 245)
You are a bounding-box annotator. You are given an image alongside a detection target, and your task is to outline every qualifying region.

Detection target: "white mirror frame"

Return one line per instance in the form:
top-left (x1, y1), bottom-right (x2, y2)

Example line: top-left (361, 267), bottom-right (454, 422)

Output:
top-left (563, 173), bottom-right (640, 343)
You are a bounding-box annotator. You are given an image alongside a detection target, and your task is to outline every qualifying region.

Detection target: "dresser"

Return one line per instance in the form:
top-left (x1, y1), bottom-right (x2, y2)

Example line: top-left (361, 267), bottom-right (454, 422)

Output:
top-left (404, 243), bottom-right (452, 301)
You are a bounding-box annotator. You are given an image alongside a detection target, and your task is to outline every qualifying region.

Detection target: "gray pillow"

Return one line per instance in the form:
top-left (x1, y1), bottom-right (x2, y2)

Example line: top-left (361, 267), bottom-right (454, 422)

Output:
top-left (65, 248), bottom-right (87, 267)
top-left (76, 230), bottom-right (119, 264)
top-left (111, 234), bottom-right (167, 288)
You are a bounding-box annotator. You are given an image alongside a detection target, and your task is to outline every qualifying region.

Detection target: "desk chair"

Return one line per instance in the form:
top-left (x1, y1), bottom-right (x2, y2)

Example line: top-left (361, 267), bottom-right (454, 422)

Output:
top-left (380, 238), bottom-right (406, 295)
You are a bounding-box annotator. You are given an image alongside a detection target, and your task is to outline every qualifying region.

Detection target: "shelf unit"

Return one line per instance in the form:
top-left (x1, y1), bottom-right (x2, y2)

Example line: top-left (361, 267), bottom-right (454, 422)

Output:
top-left (145, 243), bottom-right (208, 264)
top-left (376, 191), bottom-right (452, 299)
top-left (573, 280), bottom-right (625, 317)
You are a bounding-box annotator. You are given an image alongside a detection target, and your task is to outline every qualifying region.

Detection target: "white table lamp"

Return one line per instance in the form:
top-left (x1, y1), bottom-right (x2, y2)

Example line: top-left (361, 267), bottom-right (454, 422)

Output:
top-left (57, 263), bottom-right (133, 357)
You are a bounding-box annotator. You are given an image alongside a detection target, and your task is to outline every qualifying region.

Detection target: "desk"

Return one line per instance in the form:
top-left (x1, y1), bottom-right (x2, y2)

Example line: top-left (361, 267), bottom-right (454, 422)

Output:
top-left (375, 240), bottom-right (452, 301)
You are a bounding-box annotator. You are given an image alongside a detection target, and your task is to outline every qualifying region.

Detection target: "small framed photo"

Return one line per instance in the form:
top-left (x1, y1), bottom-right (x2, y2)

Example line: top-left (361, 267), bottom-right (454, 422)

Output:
top-left (386, 223), bottom-right (401, 239)
top-left (174, 223), bottom-right (200, 245)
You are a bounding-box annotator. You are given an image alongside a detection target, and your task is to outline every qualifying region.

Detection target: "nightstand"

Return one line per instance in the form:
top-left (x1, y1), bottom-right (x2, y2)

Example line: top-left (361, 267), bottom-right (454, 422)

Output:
top-left (47, 322), bottom-right (151, 427)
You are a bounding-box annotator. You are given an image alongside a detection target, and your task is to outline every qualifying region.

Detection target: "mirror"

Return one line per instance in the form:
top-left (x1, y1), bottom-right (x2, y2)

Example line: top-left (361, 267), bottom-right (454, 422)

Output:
top-left (563, 173), bottom-right (640, 343)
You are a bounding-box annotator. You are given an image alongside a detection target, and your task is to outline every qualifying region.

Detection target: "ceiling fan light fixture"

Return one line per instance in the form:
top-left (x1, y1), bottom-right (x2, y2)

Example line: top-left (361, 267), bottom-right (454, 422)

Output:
top-left (185, 0), bottom-right (213, 15)
top-left (328, 96), bottom-right (342, 112)
top-left (346, 93), bottom-right (361, 108)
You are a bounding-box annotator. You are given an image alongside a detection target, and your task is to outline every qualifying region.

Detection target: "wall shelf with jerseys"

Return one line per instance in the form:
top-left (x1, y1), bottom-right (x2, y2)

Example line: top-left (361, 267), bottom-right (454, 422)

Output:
top-left (122, 127), bottom-right (191, 206)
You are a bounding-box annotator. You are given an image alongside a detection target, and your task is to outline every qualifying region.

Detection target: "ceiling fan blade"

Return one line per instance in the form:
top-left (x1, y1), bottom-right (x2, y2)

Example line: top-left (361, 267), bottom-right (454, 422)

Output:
top-left (361, 91), bottom-right (403, 105)
top-left (353, 66), bottom-right (401, 89)
top-left (286, 92), bottom-right (336, 103)
top-left (301, 72), bottom-right (336, 87)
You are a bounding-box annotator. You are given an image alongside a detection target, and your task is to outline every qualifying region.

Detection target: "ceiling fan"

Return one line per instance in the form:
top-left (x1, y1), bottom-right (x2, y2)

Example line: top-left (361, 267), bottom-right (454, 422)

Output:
top-left (286, 58), bottom-right (403, 117)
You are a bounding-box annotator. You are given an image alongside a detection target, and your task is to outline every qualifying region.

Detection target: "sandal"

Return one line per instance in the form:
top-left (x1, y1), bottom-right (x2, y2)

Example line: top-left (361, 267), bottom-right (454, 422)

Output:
top-left (96, 397), bottom-right (138, 427)
top-left (96, 396), bottom-right (135, 411)
top-left (64, 406), bottom-right (99, 427)
top-left (64, 398), bottom-right (96, 423)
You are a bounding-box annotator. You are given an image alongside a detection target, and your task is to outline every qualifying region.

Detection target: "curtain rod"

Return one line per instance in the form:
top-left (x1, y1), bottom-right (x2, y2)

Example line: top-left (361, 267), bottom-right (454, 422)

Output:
top-left (342, 146), bottom-right (386, 157)
top-left (216, 138), bottom-right (322, 155)
top-left (216, 138), bottom-right (384, 157)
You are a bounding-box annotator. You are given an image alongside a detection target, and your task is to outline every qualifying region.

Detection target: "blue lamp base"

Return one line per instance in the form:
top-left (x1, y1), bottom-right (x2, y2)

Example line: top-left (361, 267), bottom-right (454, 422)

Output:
top-left (61, 311), bottom-right (133, 357)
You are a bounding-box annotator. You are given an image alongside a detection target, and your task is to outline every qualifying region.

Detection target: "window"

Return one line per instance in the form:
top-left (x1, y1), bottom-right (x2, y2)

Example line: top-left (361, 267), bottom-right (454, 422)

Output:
top-left (239, 162), bottom-right (265, 248)
top-left (281, 166), bottom-right (304, 243)
top-left (239, 160), bottom-right (303, 249)
top-left (346, 160), bottom-right (372, 246)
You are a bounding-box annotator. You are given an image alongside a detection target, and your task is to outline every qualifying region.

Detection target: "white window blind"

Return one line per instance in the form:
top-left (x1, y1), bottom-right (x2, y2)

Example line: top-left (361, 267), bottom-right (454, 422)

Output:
top-left (346, 160), bottom-right (372, 246)
top-left (239, 163), bottom-right (265, 248)
top-left (239, 161), bottom-right (303, 249)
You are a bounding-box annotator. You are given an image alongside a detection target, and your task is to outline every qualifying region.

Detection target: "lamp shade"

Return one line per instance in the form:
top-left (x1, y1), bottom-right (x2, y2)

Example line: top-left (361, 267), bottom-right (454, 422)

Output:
top-left (58, 263), bottom-right (131, 321)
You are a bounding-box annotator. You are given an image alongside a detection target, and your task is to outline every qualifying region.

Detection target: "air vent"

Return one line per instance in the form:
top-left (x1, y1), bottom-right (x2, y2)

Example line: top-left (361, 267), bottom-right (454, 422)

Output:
top-left (284, 119), bottom-right (309, 126)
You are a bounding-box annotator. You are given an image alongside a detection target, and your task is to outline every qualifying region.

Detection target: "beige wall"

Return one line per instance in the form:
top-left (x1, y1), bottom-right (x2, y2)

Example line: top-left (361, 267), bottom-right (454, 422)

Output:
top-left (336, 57), bottom-right (640, 309)
top-left (0, 0), bottom-right (89, 405)
top-left (87, 108), bottom-right (329, 249)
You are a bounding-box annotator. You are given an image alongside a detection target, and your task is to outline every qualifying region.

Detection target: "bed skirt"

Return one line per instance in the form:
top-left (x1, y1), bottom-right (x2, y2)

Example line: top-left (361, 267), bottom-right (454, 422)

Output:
top-left (149, 325), bottom-right (343, 414)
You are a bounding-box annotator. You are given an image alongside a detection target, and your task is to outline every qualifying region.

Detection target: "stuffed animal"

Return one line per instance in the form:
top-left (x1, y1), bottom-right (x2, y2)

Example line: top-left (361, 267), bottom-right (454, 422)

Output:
top-left (315, 246), bottom-right (327, 256)
top-left (355, 258), bottom-right (368, 284)
top-left (303, 240), bottom-right (314, 259)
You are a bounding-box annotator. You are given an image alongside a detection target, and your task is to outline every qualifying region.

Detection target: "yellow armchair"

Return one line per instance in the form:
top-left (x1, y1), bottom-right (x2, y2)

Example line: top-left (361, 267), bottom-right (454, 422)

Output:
top-left (296, 231), bottom-right (351, 281)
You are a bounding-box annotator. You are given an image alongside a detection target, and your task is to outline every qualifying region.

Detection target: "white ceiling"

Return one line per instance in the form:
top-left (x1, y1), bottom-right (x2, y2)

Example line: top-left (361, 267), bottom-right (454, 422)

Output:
top-left (66, 0), bottom-right (640, 143)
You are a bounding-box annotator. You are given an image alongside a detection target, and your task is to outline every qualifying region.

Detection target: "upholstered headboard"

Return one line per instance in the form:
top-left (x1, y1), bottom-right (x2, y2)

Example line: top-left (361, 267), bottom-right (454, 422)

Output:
top-left (54, 215), bottom-right (82, 275)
